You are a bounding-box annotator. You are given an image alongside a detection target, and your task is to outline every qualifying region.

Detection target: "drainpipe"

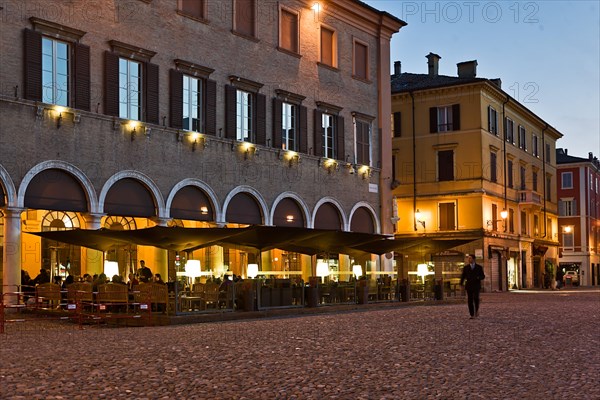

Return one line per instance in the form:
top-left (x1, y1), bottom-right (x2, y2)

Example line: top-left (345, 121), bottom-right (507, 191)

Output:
top-left (502, 95), bottom-right (510, 220)
top-left (541, 123), bottom-right (549, 238)
top-left (410, 91), bottom-right (417, 231)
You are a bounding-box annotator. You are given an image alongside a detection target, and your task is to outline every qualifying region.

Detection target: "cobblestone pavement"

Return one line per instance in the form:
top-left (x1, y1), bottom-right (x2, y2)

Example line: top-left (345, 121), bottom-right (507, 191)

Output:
top-left (1, 290), bottom-right (598, 399)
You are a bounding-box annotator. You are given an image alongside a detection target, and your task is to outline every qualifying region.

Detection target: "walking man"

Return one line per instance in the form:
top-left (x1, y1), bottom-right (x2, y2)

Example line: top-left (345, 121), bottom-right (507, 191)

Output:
top-left (460, 254), bottom-right (485, 319)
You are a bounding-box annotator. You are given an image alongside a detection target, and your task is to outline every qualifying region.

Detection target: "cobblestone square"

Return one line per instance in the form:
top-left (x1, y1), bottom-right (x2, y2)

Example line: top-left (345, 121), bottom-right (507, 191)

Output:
top-left (1, 290), bottom-right (598, 399)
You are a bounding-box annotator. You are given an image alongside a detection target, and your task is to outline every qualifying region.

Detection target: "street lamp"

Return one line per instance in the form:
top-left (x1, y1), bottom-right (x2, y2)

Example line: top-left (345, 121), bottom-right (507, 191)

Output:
top-left (415, 209), bottom-right (425, 230)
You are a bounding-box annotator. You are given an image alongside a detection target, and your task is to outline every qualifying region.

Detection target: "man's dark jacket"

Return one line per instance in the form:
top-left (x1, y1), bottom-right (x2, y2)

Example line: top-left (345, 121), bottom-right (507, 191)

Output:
top-left (460, 263), bottom-right (485, 291)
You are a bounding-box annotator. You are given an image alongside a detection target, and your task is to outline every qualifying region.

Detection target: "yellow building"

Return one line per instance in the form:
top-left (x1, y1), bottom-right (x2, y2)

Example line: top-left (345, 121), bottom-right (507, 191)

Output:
top-left (390, 54), bottom-right (562, 291)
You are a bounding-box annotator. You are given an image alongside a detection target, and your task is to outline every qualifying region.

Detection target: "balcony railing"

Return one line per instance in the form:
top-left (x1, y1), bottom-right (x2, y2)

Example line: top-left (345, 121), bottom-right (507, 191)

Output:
top-left (519, 190), bottom-right (542, 206)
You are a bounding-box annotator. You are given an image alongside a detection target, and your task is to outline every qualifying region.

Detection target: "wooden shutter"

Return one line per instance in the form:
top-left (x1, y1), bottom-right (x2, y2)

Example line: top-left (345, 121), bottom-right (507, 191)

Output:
top-left (235, 0), bottom-right (255, 37)
top-left (439, 203), bottom-right (455, 230)
top-left (429, 107), bottom-right (437, 133)
top-left (336, 115), bottom-right (345, 161)
top-left (24, 29), bottom-right (42, 101)
top-left (73, 43), bottom-right (90, 111)
top-left (321, 28), bottom-right (333, 65)
top-left (205, 79), bottom-right (217, 135)
top-left (181, 0), bottom-right (204, 19)
top-left (313, 110), bottom-right (323, 156)
top-left (487, 106), bottom-right (493, 133)
top-left (169, 69), bottom-right (183, 129)
top-left (354, 42), bottom-right (367, 79)
top-left (145, 62), bottom-right (159, 124)
top-left (393, 112), bottom-right (401, 137)
top-left (272, 98), bottom-right (282, 148)
top-left (104, 51), bottom-right (120, 117)
top-left (255, 92), bottom-right (266, 145)
top-left (224, 84), bottom-right (237, 139)
top-left (299, 105), bottom-right (308, 154)
top-left (438, 150), bottom-right (454, 181)
top-left (452, 104), bottom-right (460, 130)
top-left (356, 121), bottom-right (364, 165)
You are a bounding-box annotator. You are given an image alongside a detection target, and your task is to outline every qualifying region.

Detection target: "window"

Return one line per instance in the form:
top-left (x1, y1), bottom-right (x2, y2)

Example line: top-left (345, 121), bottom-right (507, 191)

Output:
top-left (521, 211), bottom-right (527, 235)
top-left (42, 37), bottom-right (69, 106)
top-left (314, 102), bottom-right (344, 160)
top-left (273, 91), bottom-right (307, 153)
top-left (508, 160), bottom-right (514, 188)
top-left (322, 113), bottom-right (335, 158)
top-left (546, 175), bottom-right (552, 201)
top-left (559, 199), bottom-right (577, 216)
top-left (545, 143), bottom-right (551, 162)
top-left (355, 119), bottom-right (371, 166)
top-left (234, 0), bottom-right (256, 38)
top-left (225, 78), bottom-right (266, 144)
top-left (182, 75), bottom-right (203, 132)
top-left (491, 204), bottom-right (498, 231)
top-left (119, 58), bottom-right (141, 120)
top-left (236, 90), bottom-right (253, 142)
top-left (509, 208), bottom-right (515, 233)
top-left (24, 22), bottom-right (90, 110)
top-left (532, 134), bottom-right (539, 157)
top-left (279, 8), bottom-right (298, 53)
top-left (490, 152), bottom-right (497, 183)
top-left (518, 125), bottom-right (527, 151)
top-left (438, 202), bottom-right (456, 230)
top-left (438, 150), bottom-right (454, 181)
top-left (488, 106), bottom-right (498, 135)
top-left (104, 41), bottom-right (158, 123)
top-left (178, 0), bottom-right (205, 20)
top-left (520, 165), bottom-right (527, 190)
top-left (320, 26), bottom-right (337, 67)
top-left (353, 40), bottom-right (368, 80)
top-left (532, 170), bottom-right (538, 192)
top-left (561, 172), bottom-right (573, 189)
top-left (563, 230), bottom-right (574, 248)
top-left (282, 102), bottom-right (296, 150)
top-left (169, 62), bottom-right (216, 134)
top-left (505, 118), bottom-right (514, 144)
top-left (430, 104), bottom-right (460, 133)
top-left (533, 214), bottom-right (539, 236)
top-left (392, 112), bottom-right (401, 137)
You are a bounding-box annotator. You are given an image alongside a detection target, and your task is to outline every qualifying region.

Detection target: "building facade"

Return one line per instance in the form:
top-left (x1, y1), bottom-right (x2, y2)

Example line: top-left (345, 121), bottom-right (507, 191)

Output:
top-left (556, 149), bottom-right (600, 286)
top-left (0, 1), bottom-right (405, 294)
top-left (390, 54), bottom-right (562, 291)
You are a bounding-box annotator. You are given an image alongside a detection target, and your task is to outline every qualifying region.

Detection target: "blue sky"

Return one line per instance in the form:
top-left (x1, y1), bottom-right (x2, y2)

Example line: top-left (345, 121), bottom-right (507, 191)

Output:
top-left (365, 0), bottom-right (600, 159)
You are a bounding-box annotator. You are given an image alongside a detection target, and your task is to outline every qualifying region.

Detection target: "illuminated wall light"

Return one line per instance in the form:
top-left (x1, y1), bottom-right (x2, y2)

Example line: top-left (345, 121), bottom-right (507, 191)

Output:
top-left (200, 206), bottom-right (209, 215)
top-left (564, 226), bottom-right (572, 233)
top-left (500, 209), bottom-right (508, 219)
top-left (247, 263), bottom-right (259, 279)
top-left (286, 215), bottom-right (294, 223)
top-left (54, 106), bottom-right (65, 129)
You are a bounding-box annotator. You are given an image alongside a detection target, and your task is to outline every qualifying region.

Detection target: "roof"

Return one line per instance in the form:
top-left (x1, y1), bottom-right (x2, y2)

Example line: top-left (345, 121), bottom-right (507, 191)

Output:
top-left (391, 72), bottom-right (486, 93)
top-left (556, 149), bottom-right (600, 168)
top-left (350, 0), bottom-right (407, 27)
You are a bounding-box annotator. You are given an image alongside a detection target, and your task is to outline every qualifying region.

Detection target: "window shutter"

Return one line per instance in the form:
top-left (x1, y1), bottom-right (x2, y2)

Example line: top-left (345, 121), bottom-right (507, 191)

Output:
top-left (73, 43), bottom-right (90, 111)
top-left (429, 107), bottom-right (437, 133)
top-left (272, 98), bottom-right (282, 148)
top-left (255, 93), bottom-right (266, 145)
top-left (393, 112), bottom-right (401, 137)
top-left (336, 115), bottom-right (345, 161)
top-left (573, 201), bottom-right (577, 215)
top-left (299, 105), bottom-right (308, 154)
top-left (169, 69), bottom-right (183, 129)
top-left (438, 150), bottom-right (454, 181)
top-left (145, 62), bottom-right (159, 124)
top-left (452, 104), bottom-right (460, 130)
top-left (313, 110), bottom-right (323, 156)
top-left (23, 29), bottom-right (42, 101)
top-left (205, 79), bottom-right (217, 135)
top-left (487, 106), bottom-right (492, 132)
top-left (103, 51), bottom-right (120, 117)
top-left (224, 84), bottom-right (237, 139)
top-left (503, 117), bottom-right (507, 140)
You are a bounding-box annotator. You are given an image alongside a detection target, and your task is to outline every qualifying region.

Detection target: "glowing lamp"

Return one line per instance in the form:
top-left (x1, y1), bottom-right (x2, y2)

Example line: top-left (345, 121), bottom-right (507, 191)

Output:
top-left (352, 264), bottom-right (363, 279)
top-left (185, 260), bottom-right (201, 278)
top-left (247, 263), bottom-right (259, 279)
top-left (104, 260), bottom-right (119, 278)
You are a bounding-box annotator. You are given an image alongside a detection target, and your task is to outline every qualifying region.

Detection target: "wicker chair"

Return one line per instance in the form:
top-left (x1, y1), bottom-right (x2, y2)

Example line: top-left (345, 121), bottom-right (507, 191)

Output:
top-left (138, 282), bottom-right (169, 314)
top-left (204, 283), bottom-right (220, 309)
top-left (67, 282), bottom-right (93, 309)
top-left (97, 283), bottom-right (129, 312)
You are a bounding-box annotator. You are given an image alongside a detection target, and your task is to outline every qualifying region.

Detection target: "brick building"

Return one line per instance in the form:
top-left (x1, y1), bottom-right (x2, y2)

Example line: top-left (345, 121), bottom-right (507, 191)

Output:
top-left (0, 1), bottom-right (405, 295)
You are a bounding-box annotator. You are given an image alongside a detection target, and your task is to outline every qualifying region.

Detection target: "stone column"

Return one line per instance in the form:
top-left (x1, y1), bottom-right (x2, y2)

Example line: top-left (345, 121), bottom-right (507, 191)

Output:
top-left (2, 208), bottom-right (24, 305)
top-left (82, 213), bottom-right (104, 276)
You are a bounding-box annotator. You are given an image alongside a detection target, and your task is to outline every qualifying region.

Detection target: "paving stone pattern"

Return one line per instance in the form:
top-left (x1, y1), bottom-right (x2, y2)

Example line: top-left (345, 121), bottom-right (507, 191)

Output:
top-left (1, 291), bottom-right (598, 399)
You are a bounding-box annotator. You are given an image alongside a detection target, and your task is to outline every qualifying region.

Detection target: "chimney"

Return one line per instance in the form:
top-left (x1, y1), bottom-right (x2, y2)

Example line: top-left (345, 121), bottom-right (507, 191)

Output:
top-left (590, 152), bottom-right (594, 160)
top-left (490, 78), bottom-right (502, 89)
top-left (394, 61), bottom-right (401, 76)
top-left (457, 60), bottom-right (477, 78)
top-left (426, 52), bottom-right (441, 76)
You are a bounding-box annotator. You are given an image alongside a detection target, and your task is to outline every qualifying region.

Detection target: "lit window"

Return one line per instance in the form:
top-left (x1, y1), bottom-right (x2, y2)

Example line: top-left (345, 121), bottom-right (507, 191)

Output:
top-left (183, 75), bottom-right (203, 132)
top-left (282, 102), bottom-right (296, 150)
top-left (322, 113), bottom-right (335, 158)
top-left (119, 58), bottom-right (141, 120)
top-left (236, 89), bottom-right (253, 142)
top-left (42, 37), bottom-right (69, 106)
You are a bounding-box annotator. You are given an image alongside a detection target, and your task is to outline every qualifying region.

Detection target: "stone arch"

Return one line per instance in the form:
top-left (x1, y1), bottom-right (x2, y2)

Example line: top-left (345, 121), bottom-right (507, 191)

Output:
top-left (222, 185), bottom-right (269, 225)
top-left (17, 160), bottom-right (98, 213)
top-left (165, 178), bottom-right (220, 222)
top-left (99, 170), bottom-right (165, 219)
top-left (312, 197), bottom-right (347, 230)
top-left (270, 192), bottom-right (311, 227)
top-left (349, 202), bottom-right (380, 234)
top-left (0, 163), bottom-right (17, 208)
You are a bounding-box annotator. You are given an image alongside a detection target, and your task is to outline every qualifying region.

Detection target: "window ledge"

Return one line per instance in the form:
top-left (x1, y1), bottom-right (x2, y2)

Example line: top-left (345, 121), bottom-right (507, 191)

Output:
top-left (231, 30), bottom-right (260, 43)
top-left (30, 17), bottom-right (86, 41)
top-left (317, 62), bottom-right (339, 72)
top-left (276, 46), bottom-right (302, 59)
top-left (351, 75), bottom-right (372, 84)
top-left (177, 10), bottom-right (209, 24)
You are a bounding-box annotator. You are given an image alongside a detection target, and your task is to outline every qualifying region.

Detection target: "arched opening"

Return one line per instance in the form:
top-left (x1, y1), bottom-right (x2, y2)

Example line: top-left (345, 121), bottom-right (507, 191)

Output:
top-left (41, 211), bottom-right (81, 280)
top-left (170, 186), bottom-right (215, 222)
top-left (350, 207), bottom-right (375, 234)
top-left (104, 178), bottom-right (156, 217)
top-left (24, 169), bottom-right (88, 212)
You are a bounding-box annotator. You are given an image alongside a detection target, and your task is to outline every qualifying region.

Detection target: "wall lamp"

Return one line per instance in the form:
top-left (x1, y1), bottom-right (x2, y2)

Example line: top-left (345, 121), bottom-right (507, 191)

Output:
top-left (563, 226), bottom-right (572, 233)
top-left (320, 158), bottom-right (338, 173)
top-left (190, 134), bottom-right (207, 152)
top-left (284, 151), bottom-right (300, 167)
top-left (345, 163), bottom-right (356, 175)
top-left (357, 165), bottom-right (371, 180)
top-left (311, 2), bottom-right (321, 21)
top-left (415, 209), bottom-right (426, 230)
top-left (487, 209), bottom-right (508, 230)
top-left (236, 141), bottom-right (258, 160)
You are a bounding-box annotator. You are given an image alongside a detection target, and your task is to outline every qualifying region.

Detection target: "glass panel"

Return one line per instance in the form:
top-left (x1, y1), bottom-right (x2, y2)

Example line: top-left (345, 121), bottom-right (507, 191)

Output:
top-left (42, 37), bottom-right (52, 54)
top-left (56, 42), bottom-right (68, 59)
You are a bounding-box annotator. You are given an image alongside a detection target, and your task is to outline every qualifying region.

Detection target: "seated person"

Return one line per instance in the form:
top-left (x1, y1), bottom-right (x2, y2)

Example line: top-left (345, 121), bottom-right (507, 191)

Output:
top-left (154, 273), bottom-right (165, 284)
